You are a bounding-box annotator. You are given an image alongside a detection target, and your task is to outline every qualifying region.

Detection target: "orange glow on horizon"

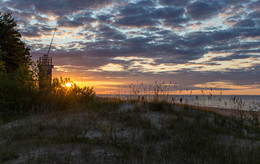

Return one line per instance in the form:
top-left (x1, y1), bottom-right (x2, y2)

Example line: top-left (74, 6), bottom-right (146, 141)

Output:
top-left (52, 75), bottom-right (260, 95)
top-left (74, 82), bottom-right (260, 95)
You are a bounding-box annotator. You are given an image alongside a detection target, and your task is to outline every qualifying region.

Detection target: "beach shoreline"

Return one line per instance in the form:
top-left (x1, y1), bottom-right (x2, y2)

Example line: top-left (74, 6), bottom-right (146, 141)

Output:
top-left (182, 104), bottom-right (260, 120)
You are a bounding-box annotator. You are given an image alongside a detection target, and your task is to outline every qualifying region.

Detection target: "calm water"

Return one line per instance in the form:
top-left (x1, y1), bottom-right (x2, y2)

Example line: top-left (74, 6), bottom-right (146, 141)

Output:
top-left (169, 95), bottom-right (260, 111)
top-left (99, 94), bottom-right (260, 111)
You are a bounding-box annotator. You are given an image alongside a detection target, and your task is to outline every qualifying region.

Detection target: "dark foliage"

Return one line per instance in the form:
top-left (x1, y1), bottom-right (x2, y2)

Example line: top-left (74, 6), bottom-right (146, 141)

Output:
top-left (0, 12), bottom-right (31, 72)
top-left (0, 72), bottom-right (96, 117)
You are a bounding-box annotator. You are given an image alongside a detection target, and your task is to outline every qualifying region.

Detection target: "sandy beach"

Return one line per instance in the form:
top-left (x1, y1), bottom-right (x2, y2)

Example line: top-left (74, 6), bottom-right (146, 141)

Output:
top-left (184, 104), bottom-right (260, 120)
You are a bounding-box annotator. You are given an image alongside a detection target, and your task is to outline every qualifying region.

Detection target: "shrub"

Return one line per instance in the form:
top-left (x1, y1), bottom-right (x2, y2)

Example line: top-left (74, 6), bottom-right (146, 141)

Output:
top-left (0, 72), bottom-right (96, 116)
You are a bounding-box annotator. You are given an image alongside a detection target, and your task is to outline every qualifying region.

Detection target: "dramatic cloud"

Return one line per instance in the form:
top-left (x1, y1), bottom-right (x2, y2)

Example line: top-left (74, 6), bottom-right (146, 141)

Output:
top-left (187, 1), bottom-right (224, 20)
top-left (1, 0), bottom-right (260, 94)
top-left (159, 0), bottom-right (190, 6)
top-left (4, 0), bottom-right (116, 16)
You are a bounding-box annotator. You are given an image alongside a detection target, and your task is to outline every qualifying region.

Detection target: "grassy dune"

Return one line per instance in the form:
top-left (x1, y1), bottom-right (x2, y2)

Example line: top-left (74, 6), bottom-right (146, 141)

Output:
top-left (0, 98), bottom-right (260, 163)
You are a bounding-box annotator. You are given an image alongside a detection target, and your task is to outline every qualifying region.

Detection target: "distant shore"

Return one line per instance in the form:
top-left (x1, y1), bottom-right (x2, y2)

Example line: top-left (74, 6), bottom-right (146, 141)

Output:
top-left (183, 104), bottom-right (260, 120)
top-left (98, 94), bottom-right (260, 111)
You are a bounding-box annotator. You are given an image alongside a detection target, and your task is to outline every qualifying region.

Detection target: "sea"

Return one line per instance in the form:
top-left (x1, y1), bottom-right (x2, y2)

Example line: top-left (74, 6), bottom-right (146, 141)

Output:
top-left (98, 94), bottom-right (260, 111)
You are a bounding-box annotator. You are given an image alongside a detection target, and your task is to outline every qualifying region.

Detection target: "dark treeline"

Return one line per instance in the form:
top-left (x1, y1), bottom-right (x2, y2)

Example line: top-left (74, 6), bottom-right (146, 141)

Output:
top-left (0, 12), bottom-right (95, 118)
top-left (0, 12), bottom-right (31, 72)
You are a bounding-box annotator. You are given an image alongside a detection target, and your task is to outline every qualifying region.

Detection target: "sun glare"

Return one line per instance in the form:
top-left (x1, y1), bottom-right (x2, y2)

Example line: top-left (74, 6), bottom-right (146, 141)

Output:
top-left (65, 82), bottom-right (71, 87)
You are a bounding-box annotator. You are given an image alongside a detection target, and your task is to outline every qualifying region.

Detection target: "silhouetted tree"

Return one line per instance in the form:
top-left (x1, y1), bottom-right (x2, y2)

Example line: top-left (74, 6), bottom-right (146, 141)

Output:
top-left (0, 48), bottom-right (6, 71)
top-left (0, 12), bottom-right (31, 72)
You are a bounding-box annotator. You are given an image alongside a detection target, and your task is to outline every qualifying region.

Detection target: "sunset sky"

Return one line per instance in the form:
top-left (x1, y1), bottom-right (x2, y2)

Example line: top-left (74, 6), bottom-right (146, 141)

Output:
top-left (1, 0), bottom-right (260, 95)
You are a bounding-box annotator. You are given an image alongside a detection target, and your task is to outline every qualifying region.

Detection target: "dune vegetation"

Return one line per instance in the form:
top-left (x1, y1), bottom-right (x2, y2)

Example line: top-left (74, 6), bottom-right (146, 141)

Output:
top-left (0, 97), bottom-right (260, 163)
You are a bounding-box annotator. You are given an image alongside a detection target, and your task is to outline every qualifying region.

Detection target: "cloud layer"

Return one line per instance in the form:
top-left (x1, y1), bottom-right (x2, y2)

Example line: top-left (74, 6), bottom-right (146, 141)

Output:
top-left (1, 0), bottom-right (260, 94)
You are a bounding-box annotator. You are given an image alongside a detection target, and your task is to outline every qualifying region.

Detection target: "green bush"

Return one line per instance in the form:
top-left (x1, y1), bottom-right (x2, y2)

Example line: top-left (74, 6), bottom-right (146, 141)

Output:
top-left (51, 77), bottom-right (96, 104)
top-left (0, 65), bottom-right (37, 114)
top-left (0, 71), bottom-right (96, 116)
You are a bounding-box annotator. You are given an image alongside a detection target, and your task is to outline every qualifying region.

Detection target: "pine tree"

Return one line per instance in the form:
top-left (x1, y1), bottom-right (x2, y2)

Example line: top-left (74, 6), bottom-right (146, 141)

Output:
top-left (0, 12), bottom-right (31, 72)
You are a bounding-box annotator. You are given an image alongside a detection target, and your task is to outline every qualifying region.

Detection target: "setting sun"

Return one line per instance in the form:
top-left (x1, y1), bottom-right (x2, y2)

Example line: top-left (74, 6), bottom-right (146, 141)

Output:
top-left (1, 1), bottom-right (260, 162)
top-left (65, 82), bottom-right (71, 88)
